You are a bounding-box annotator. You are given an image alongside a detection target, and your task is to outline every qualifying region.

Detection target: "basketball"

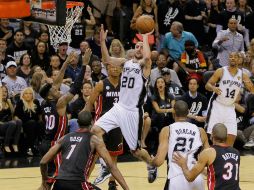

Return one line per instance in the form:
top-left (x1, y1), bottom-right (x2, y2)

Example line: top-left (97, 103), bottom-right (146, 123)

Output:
top-left (136, 15), bottom-right (155, 34)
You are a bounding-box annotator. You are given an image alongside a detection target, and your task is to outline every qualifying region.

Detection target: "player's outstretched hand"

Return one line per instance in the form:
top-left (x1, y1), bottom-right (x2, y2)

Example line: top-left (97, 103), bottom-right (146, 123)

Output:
top-left (142, 29), bottom-right (154, 36)
top-left (100, 24), bottom-right (108, 42)
top-left (82, 48), bottom-right (92, 65)
top-left (172, 152), bottom-right (188, 168)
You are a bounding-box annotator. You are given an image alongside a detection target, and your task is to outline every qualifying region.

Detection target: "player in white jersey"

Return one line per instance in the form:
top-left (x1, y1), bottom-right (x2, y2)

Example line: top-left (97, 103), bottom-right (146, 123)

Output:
top-left (91, 24), bottom-right (157, 180)
top-left (206, 52), bottom-right (254, 146)
top-left (151, 100), bottom-right (209, 190)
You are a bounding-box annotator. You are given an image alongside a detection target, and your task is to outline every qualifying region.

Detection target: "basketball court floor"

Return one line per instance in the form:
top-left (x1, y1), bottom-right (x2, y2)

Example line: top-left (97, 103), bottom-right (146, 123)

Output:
top-left (0, 155), bottom-right (254, 190)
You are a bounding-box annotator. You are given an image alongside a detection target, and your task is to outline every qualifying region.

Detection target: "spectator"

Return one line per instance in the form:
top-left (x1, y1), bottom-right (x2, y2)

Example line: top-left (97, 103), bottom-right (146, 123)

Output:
top-left (6, 30), bottom-right (30, 63)
top-left (161, 67), bottom-right (185, 99)
top-left (245, 10), bottom-right (254, 41)
top-left (184, 0), bottom-right (207, 46)
top-left (157, 0), bottom-right (185, 50)
top-left (37, 30), bottom-right (55, 56)
top-left (109, 39), bottom-right (125, 58)
top-left (150, 77), bottom-right (175, 153)
top-left (84, 64), bottom-right (92, 83)
top-left (16, 53), bottom-right (32, 85)
top-left (0, 38), bottom-right (14, 66)
top-left (46, 55), bottom-right (61, 77)
top-left (19, 21), bottom-right (38, 50)
top-left (30, 72), bottom-right (45, 104)
top-left (179, 78), bottom-right (207, 127)
top-left (237, 0), bottom-right (252, 18)
top-left (56, 42), bottom-right (68, 66)
top-left (0, 19), bottom-right (14, 45)
top-left (0, 85), bottom-right (22, 153)
top-left (91, 59), bottom-right (107, 83)
top-left (207, 0), bottom-right (222, 47)
top-left (90, 0), bottom-right (117, 35)
top-left (2, 61), bottom-right (27, 101)
top-left (216, 0), bottom-right (244, 32)
top-left (162, 21), bottom-right (198, 61)
top-left (14, 87), bottom-right (41, 156)
top-left (69, 81), bottom-right (93, 131)
top-left (180, 40), bottom-right (207, 84)
top-left (150, 51), bottom-right (182, 89)
top-left (69, 6), bottom-right (95, 53)
top-left (213, 18), bottom-right (244, 67)
top-left (64, 52), bottom-right (81, 82)
top-left (30, 41), bottom-right (50, 71)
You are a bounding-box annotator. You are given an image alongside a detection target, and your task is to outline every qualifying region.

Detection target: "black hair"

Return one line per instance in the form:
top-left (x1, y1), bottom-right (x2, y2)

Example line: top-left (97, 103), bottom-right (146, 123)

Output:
top-left (153, 77), bottom-right (169, 102)
top-left (39, 83), bottom-right (52, 99)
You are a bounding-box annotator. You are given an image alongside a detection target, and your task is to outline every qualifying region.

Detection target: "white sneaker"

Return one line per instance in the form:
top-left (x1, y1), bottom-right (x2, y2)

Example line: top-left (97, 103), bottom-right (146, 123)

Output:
top-left (93, 165), bottom-right (111, 185)
top-left (243, 139), bottom-right (254, 149)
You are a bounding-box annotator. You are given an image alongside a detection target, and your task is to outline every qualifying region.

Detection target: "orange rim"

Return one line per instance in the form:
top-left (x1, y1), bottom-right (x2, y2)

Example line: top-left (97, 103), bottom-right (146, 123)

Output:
top-left (0, 1), bottom-right (30, 18)
top-left (42, 1), bottom-right (84, 9)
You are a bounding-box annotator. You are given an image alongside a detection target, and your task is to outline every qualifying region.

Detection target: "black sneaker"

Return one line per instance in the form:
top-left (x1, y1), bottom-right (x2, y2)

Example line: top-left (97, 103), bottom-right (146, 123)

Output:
top-left (108, 181), bottom-right (118, 190)
top-left (93, 165), bottom-right (111, 185)
top-left (147, 165), bottom-right (158, 183)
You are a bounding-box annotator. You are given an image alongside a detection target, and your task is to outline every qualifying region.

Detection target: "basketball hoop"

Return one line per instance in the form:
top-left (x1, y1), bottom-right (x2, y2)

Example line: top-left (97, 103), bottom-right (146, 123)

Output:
top-left (44, 1), bottom-right (84, 51)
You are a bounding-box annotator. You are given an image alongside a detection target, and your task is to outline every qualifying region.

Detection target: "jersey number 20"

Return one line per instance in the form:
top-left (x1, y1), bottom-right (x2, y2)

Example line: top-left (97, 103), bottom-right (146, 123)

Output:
top-left (121, 76), bottom-right (135, 88)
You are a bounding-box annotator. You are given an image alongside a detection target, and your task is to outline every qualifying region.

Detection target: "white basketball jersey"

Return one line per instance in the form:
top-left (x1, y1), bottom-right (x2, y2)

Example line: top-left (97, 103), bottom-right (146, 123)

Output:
top-left (216, 66), bottom-right (242, 106)
top-left (118, 60), bottom-right (148, 110)
top-left (168, 122), bottom-right (203, 179)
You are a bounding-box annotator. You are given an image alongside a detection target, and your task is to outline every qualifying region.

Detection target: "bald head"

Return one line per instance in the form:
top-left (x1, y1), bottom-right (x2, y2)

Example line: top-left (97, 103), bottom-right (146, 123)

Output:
top-left (212, 123), bottom-right (227, 143)
top-left (174, 100), bottom-right (189, 117)
top-left (77, 111), bottom-right (92, 128)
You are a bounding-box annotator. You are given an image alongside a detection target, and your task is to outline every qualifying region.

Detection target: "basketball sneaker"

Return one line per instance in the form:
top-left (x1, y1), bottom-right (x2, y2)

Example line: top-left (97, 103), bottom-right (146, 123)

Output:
top-left (147, 165), bottom-right (158, 183)
top-left (108, 181), bottom-right (118, 190)
top-left (93, 165), bottom-right (111, 185)
top-left (243, 139), bottom-right (254, 149)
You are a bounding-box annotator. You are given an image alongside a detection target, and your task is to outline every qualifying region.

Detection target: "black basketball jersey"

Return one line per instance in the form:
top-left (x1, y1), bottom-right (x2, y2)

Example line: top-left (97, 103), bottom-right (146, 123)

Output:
top-left (95, 78), bottom-right (120, 121)
top-left (70, 22), bottom-right (86, 48)
top-left (41, 100), bottom-right (68, 141)
top-left (56, 131), bottom-right (96, 181)
top-left (207, 145), bottom-right (240, 190)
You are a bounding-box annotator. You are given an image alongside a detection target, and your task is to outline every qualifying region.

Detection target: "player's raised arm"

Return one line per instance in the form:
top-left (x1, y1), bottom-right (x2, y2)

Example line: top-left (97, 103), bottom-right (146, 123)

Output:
top-left (100, 24), bottom-right (126, 67)
top-left (90, 135), bottom-right (129, 190)
top-left (57, 49), bottom-right (92, 116)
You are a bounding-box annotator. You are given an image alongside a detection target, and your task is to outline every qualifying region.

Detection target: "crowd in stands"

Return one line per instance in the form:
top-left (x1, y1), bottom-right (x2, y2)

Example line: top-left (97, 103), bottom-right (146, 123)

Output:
top-left (1, 0), bottom-right (254, 157)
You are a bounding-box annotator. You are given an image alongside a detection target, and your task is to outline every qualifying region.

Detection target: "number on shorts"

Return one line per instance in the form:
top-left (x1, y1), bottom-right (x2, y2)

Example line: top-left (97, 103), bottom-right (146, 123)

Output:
top-left (173, 137), bottom-right (194, 152)
top-left (66, 144), bottom-right (77, 160)
top-left (223, 162), bottom-right (239, 180)
top-left (45, 115), bottom-right (55, 130)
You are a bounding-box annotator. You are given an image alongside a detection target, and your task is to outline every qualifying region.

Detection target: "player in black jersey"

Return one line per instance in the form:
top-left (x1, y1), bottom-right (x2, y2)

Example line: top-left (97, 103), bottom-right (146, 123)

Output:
top-left (38, 111), bottom-right (129, 190)
top-left (39, 49), bottom-right (92, 184)
top-left (85, 64), bottom-right (123, 188)
top-left (173, 123), bottom-right (240, 190)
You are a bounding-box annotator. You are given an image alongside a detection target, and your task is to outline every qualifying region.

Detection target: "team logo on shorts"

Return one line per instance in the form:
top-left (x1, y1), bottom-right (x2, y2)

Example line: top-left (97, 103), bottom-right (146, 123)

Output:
top-left (106, 86), bottom-right (110, 90)
top-left (237, 76), bottom-right (241, 81)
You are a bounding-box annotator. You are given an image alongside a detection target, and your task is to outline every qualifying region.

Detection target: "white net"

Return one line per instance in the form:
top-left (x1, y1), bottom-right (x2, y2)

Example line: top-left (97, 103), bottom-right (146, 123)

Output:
top-left (47, 3), bottom-right (84, 50)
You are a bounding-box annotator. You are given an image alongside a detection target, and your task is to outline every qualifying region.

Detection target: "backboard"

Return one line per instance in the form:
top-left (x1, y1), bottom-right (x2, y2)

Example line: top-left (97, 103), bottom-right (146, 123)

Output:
top-left (24, 0), bottom-right (66, 26)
